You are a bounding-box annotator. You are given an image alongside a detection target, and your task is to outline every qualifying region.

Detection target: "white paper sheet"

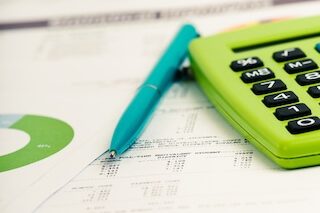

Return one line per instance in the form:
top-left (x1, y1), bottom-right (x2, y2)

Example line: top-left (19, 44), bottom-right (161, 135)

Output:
top-left (0, 19), bottom-right (151, 212)
top-left (37, 82), bottom-right (320, 213)
top-left (19, 1), bottom-right (320, 213)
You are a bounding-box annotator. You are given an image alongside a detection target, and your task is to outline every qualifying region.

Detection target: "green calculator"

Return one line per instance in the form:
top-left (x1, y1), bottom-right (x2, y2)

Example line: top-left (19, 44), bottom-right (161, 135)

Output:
top-left (189, 16), bottom-right (320, 169)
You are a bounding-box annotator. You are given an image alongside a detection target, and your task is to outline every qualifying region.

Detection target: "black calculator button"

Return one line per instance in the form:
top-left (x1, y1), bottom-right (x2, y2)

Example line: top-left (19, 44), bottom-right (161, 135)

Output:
top-left (241, 68), bottom-right (275, 83)
top-left (287, 116), bottom-right (320, 134)
top-left (273, 47), bottom-right (306, 62)
top-left (274, 103), bottom-right (311, 121)
top-left (296, 71), bottom-right (320, 86)
top-left (307, 85), bottom-right (320, 98)
top-left (230, 57), bottom-right (263, 71)
top-left (284, 59), bottom-right (318, 74)
top-left (252, 79), bottom-right (286, 95)
top-left (263, 91), bottom-right (299, 107)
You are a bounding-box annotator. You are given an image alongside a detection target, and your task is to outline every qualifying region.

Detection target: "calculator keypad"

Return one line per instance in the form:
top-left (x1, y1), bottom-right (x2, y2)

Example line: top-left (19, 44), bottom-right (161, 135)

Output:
top-left (284, 59), bottom-right (318, 74)
top-left (230, 57), bottom-right (263, 71)
top-left (232, 45), bottom-right (320, 135)
top-left (273, 47), bottom-right (306, 62)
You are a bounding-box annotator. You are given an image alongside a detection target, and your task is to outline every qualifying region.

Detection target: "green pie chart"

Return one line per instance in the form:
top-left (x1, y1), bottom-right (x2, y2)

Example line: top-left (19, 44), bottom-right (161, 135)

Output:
top-left (0, 114), bottom-right (74, 172)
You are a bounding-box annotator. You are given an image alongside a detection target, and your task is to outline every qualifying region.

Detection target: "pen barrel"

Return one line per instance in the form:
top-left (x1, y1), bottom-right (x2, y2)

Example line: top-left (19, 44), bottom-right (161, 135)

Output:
top-left (110, 85), bottom-right (160, 155)
top-left (109, 24), bottom-right (198, 156)
top-left (144, 24), bottom-right (198, 92)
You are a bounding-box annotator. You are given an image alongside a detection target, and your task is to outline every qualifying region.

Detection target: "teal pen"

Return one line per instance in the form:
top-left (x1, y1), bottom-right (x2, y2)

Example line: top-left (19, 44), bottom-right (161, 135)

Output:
top-left (108, 24), bottom-right (198, 158)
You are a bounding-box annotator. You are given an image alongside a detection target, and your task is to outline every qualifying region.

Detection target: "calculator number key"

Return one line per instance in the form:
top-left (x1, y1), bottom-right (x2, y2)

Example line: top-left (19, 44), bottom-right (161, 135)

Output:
top-left (273, 47), bottom-right (306, 62)
top-left (284, 59), bottom-right (318, 74)
top-left (307, 85), bottom-right (320, 98)
top-left (241, 68), bottom-right (275, 83)
top-left (230, 57), bottom-right (263, 71)
top-left (287, 116), bottom-right (320, 134)
top-left (296, 71), bottom-right (320, 86)
top-left (252, 80), bottom-right (286, 95)
top-left (274, 103), bottom-right (311, 121)
top-left (263, 91), bottom-right (299, 107)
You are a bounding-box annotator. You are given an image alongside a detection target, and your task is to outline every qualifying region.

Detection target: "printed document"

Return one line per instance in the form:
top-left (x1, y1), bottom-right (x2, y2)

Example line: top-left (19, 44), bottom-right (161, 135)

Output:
top-left (1, 0), bottom-right (320, 212)
top-left (34, 2), bottom-right (320, 213)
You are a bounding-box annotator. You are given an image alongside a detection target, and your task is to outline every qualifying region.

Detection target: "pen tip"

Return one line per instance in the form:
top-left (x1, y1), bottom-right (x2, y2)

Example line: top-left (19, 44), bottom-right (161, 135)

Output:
top-left (109, 150), bottom-right (117, 158)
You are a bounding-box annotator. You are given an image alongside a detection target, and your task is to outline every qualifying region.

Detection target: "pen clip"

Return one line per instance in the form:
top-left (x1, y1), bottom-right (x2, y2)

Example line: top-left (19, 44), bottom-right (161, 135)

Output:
top-left (176, 59), bottom-right (194, 81)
